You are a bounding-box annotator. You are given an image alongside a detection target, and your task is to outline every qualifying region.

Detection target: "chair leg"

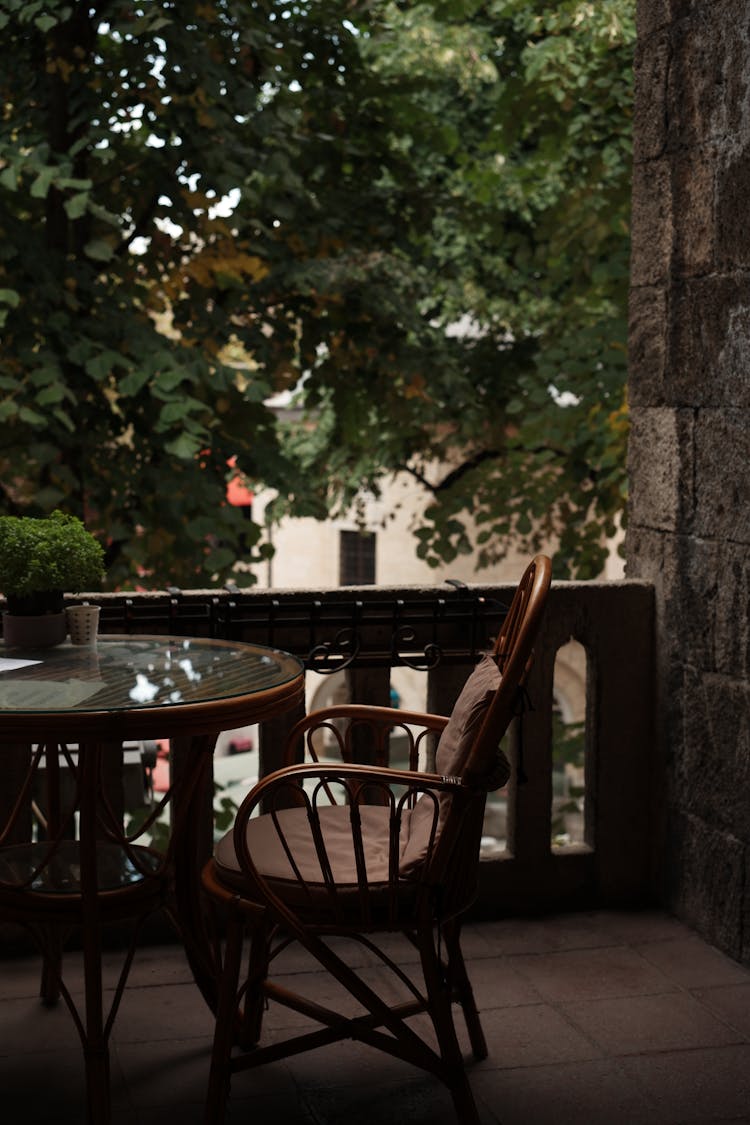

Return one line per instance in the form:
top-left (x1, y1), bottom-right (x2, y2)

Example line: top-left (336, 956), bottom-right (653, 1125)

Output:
top-left (448, 1071), bottom-right (482, 1125)
top-left (419, 923), bottom-right (481, 1125)
top-left (205, 912), bottom-right (245, 1125)
top-left (237, 914), bottom-right (271, 1049)
top-left (28, 922), bottom-right (69, 1006)
top-left (443, 918), bottom-right (487, 1060)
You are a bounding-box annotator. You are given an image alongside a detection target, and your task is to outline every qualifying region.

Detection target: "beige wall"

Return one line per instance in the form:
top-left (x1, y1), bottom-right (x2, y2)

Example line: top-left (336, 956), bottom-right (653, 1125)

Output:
top-left (247, 470), bottom-right (624, 591)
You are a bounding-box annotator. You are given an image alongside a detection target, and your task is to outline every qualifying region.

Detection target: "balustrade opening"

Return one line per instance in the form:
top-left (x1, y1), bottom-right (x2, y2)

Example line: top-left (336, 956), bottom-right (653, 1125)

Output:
top-left (551, 639), bottom-right (587, 851)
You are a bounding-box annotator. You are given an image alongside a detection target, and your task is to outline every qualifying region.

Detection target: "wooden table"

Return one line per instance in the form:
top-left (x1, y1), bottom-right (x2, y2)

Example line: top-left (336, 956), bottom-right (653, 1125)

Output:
top-left (0, 635), bottom-right (305, 1124)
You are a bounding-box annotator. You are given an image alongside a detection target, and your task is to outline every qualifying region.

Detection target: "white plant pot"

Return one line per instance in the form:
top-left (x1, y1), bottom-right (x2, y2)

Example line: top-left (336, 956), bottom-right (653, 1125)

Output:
top-left (65, 604), bottom-right (101, 646)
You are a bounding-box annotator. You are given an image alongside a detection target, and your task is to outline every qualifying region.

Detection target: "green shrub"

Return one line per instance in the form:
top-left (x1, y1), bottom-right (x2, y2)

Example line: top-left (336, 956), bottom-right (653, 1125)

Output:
top-left (0, 510), bottom-right (105, 601)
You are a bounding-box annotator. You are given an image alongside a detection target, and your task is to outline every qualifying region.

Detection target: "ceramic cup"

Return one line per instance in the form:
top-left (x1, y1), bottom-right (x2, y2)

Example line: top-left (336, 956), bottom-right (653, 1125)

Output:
top-left (66, 603), bottom-right (101, 646)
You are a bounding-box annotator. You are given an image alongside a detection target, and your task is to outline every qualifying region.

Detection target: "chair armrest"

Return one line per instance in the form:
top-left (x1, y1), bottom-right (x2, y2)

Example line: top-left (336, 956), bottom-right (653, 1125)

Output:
top-left (238, 760), bottom-right (464, 817)
top-left (225, 762), bottom-right (475, 927)
top-left (285, 704), bottom-right (449, 771)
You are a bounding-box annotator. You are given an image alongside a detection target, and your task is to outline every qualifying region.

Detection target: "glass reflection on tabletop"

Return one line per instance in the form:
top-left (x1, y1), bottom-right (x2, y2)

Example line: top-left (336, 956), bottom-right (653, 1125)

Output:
top-left (0, 636), bottom-right (302, 715)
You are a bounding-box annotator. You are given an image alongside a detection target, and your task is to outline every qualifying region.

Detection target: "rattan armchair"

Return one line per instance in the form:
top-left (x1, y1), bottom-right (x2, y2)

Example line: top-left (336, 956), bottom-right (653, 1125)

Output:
top-left (201, 555), bottom-right (552, 1124)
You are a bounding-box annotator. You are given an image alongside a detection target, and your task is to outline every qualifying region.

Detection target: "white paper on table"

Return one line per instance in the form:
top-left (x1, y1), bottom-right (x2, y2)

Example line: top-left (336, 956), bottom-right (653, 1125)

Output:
top-left (0, 679), bottom-right (106, 709)
top-left (0, 657), bottom-right (42, 673)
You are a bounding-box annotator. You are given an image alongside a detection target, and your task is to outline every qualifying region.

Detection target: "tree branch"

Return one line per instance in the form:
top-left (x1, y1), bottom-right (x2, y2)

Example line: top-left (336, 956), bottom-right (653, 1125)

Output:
top-left (400, 443), bottom-right (574, 494)
top-left (400, 448), bottom-right (503, 494)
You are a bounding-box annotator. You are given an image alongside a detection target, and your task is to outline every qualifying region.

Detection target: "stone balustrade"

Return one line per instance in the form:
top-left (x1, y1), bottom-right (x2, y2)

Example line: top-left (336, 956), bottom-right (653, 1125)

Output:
top-left (45, 577), bottom-right (656, 916)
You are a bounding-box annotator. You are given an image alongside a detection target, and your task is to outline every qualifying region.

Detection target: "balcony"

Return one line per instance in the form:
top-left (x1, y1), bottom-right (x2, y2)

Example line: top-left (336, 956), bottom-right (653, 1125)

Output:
top-left (6, 577), bottom-right (748, 1124)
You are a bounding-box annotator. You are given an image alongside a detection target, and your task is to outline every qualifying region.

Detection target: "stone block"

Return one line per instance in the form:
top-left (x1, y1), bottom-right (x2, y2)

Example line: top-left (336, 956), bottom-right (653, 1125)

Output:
top-left (622, 526), bottom-right (682, 692)
top-left (723, 0), bottom-right (750, 142)
top-left (694, 408), bottom-right (750, 541)
top-left (672, 146), bottom-right (716, 276)
top-left (712, 541), bottom-right (750, 676)
top-left (666, 13), bottom-right (742, 150)
top-left (668, 275), bottom-right (750, 407)
top-left (627, 407), bottom-right (694, 531)
top-left (676, 668), bottom-right (750, 836)
top-left (633, 34), bottom-right (670, 161)
top-left (623, 526), bottom-right (666, 582)
top-left (636, 0), bottom-right (670, 40)
top-left (716, 143), bottom-right (750, 269)
top-left (659, 536), bottom-right (750, 678)
top-left (629, 286), bottom-right (667, 406)
top-left (664, 810), bottom-right (745, 960)
top-left (630, 160), bottom-right (673, 287)
top-left (653, 534), bottom-right (715, 673)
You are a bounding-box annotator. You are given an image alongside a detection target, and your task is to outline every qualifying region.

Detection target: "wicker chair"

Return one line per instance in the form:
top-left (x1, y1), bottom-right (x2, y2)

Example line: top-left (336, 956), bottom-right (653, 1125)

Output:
top-left (201, 555), bottom-right (552, 1124)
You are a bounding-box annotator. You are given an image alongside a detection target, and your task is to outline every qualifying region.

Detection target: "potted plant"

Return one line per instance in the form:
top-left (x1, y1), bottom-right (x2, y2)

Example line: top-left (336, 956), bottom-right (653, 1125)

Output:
top-left (0, 510), bottom-right (106, 648)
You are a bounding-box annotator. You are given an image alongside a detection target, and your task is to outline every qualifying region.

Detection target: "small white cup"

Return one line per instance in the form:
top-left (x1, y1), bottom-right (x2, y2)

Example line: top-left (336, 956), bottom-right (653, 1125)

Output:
top-left (66, 603), bottom-right (100, 646)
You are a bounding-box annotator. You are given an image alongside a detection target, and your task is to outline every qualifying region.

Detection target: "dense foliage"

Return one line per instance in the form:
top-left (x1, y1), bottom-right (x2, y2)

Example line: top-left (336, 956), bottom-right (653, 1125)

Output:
top-left (0, 509), bottom-right (105, 597)
top-left (0, 0), bottom-right (634, 587)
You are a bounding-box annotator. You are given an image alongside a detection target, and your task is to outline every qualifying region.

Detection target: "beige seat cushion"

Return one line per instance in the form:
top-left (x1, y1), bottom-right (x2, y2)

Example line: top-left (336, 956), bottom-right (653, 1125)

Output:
top-left (214, 803), bottom-right (421, 913)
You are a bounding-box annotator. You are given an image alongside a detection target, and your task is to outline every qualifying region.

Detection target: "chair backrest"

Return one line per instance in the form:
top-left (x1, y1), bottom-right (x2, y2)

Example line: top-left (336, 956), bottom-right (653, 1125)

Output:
top-left (462, 552), bottom-right (552, 787)
top-left (400, 555), bottom-right (552, 902)
top-left (423, 554), bottom-right (552, 790)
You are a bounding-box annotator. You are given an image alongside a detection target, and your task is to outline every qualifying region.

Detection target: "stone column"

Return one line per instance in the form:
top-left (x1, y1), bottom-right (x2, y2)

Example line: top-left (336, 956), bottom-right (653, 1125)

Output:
top-left (628, 0), bottom-right (750, 963)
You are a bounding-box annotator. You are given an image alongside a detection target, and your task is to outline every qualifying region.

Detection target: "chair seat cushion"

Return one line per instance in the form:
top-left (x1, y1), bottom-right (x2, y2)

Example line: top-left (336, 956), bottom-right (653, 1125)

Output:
top-left (214, 802), bottom-right (420, 913)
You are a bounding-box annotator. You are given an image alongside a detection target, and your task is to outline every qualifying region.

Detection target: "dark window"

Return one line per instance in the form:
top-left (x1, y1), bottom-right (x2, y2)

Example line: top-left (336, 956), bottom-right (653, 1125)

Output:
top-left (339, 530), bottom-right (376, 585)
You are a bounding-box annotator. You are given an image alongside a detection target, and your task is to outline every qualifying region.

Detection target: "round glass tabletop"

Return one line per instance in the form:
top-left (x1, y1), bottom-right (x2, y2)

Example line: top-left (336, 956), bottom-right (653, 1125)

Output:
top-left (0, 635), bottom-right (303, 716)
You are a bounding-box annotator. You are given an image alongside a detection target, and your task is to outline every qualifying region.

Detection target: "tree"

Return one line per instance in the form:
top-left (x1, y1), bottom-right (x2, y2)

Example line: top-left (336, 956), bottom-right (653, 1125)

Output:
top-left (0, 0), bottom-right (634, 588)
top-left (0, 0), bottom-right (295, 587)
top-left (269, 0), bottom-right (635, 579)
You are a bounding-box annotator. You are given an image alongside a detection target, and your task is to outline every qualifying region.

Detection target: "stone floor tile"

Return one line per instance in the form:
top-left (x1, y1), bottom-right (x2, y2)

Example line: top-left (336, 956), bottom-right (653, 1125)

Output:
top-left (693, 982), bottom-right (750, 1038)
top-left (114, 1036), bottom-right (215, 1108)
top-left (509, 944), bottom-right (676, 1002)
top-left (263, 962), bottom-right (407, 1033)
top-left (635, 936), bottom-right (750, 989)
top-left (298, 1074), bottom-right (496, 1125)
top-left (561, 991), bottom-right (745, 1055)
top-left (474, 1002), bottom-right (603, 1069)
top-left (117, 942), bottom-right (197, 988)
top-left (621, 1044), bottom-right (750, 1122)
top-left (593, 908), bottom-right (696, 946)
top-left (113, 980), bottom-right (216, 1043)
top-left (115, 1106), bottom-right (207, 1125)
top-left (473, 1058), bottom-right (663, 1125)
top-left (467, 955), bottom-right (545, 1008)
top-left (451, 922), bottom-right (500, 958)
top-left (477, 910), bottom-right (620, 956)
top-left (0, 952), bottom-right (44, 1000)
top-left (283, 1037), bottom-right (423, 1089)
top-left (0, 993), bottom-right (87, 1053)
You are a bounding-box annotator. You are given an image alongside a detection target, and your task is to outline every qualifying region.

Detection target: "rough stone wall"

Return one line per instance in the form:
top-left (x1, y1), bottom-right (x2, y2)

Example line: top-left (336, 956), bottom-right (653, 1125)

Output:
top-left (628, 0), bottom-right (750, 963)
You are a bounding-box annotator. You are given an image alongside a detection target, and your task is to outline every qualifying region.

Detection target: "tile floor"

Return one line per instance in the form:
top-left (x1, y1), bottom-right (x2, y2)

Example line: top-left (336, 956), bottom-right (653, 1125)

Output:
top-left (1, 909), bottom-right (749, 1124)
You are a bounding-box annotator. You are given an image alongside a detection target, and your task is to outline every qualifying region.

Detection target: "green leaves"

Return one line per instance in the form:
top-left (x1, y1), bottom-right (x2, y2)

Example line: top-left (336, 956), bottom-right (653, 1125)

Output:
top-left (0, 0), bottom-right (634, 586)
